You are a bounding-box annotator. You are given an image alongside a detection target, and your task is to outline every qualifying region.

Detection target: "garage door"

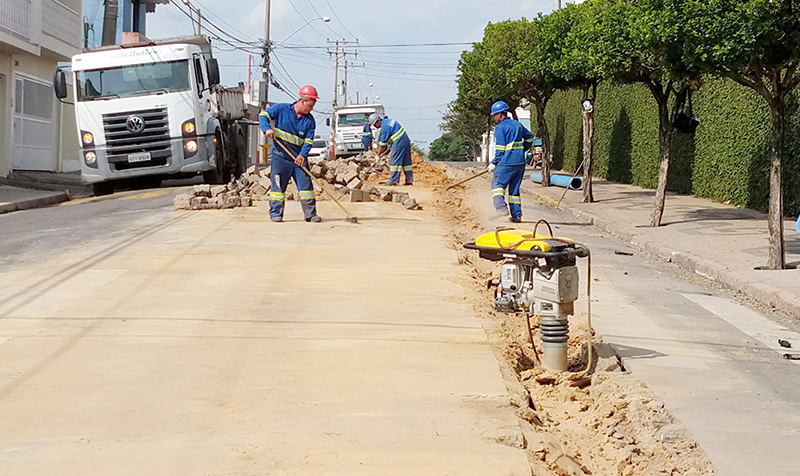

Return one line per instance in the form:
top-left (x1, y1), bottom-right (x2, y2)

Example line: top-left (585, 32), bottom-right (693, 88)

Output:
top-left (13, 74), bottom-right (55, 171)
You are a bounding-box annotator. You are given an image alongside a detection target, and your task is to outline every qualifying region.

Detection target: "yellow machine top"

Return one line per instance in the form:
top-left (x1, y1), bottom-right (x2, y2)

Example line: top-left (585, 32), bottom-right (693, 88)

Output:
top-left (474, 229), bottom-right (574, 252)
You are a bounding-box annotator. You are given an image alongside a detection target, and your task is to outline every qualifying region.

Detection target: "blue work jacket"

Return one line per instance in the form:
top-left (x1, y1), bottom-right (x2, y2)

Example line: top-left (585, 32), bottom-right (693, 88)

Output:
top-left (377, 117), bottom-right (408, 147)
top-left (493, 117), bottom-right (534, 166)
top-left (259, 102), bottom-right (316, 159)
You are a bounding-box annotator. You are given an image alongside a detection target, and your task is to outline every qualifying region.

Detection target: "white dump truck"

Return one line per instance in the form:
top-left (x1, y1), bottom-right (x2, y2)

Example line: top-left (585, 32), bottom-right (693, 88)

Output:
top-left (328, 104), bottom-right (384, 158)
top-left (54, 35), bottom-right (249, 195)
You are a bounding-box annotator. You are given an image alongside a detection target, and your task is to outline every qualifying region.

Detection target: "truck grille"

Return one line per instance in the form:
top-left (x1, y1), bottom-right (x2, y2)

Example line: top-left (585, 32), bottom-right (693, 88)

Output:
top-left (103, 107), bottom-right (171, 170)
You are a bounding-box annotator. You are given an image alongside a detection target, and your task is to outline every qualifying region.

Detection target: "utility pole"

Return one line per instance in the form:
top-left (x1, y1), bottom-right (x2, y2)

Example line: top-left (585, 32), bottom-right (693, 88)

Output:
top-left (194, 7), bottom-right (201, 35)
top-left (343, 59), bottom-right (348, 106)
top-left (332, 40), bottom-right (339, 110)
top-left (259, 0), bottom-right (271, 163)
top-left (101, 0), bottom-right (119, 46)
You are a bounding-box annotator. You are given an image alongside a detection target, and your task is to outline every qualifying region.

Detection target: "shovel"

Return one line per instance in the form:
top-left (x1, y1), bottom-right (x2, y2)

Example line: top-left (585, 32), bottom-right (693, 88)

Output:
top-left (271, 135), bottom-right (359, 224)
top-left (445, 168), bottom-right (490, 191)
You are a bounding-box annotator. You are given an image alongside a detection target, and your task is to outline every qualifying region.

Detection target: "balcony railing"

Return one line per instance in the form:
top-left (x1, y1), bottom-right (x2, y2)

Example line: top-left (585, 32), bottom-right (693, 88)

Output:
top-left (42, 0), bottom-right (79, 46)
top-left (0, 0), bottom-right (32, 40)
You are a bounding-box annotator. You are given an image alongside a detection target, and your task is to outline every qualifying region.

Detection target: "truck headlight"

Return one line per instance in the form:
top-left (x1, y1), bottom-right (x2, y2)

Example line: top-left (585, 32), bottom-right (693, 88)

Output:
top-left (81, 131), bottom-right (95, 146)
top-left (184, 140), bottom-right (198, 153)
top-left (182, 119), bottom-right (196, 137)
top-left (84, 151), bottom-right (97, 165)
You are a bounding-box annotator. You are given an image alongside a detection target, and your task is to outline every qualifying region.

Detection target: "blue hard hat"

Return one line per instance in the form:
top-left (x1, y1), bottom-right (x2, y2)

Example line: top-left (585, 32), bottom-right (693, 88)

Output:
top-left (490, 101), bottom-right (509, 115)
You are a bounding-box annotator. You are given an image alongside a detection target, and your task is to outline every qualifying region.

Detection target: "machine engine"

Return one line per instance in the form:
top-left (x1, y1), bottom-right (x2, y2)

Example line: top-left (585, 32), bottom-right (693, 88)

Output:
top-left (495, 261), bottom-right (579, 317)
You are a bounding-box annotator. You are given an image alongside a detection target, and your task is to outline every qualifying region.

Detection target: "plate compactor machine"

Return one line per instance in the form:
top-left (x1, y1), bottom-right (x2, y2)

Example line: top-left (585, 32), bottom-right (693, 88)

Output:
top-left (464, 221), bottom-right (591, 371)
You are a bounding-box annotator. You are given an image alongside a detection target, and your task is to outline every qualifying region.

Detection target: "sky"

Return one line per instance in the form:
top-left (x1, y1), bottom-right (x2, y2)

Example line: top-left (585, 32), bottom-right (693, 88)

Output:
top-left (80, 0), bottom-right (560, 148)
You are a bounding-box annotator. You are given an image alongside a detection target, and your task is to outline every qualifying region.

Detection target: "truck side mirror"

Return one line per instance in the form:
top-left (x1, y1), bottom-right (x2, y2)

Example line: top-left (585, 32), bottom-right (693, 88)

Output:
top-left (206, 58), bottom-right (220, 87)
top-left (53, 70), bottom-right (68, 99)
top-left (326, 117), bottom-right (330, 126)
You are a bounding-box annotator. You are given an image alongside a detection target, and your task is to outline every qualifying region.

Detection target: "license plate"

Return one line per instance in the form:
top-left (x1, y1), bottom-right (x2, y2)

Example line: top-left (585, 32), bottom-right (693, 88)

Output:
top-left (127, 152), bottom-right (151, 163)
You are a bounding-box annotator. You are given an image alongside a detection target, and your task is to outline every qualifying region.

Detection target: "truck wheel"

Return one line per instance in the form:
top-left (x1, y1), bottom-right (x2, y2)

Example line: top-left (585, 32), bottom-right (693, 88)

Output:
top-left (234, 126), bottom-right (246, 177)
top-left (92, 181), bottom-right (114, 196)
top-left (203, 132), bottom-right (226, 184)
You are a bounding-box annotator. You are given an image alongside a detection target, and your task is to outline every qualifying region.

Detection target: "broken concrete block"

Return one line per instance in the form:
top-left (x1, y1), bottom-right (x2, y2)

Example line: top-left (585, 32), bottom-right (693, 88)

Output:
top-left (223, 194), bottom-right (241, 208)
top-left (367, 186), bottom-right (380, 196)
top-left (350, 189), bottom-right (369, 202)
top-left (210, 185), bottom-right (226, 197)
top-left (238, 174), bottom-right (250, 188)
top-left (250, 183), bottom-right (267, 197)
top-left (189, 197), bottom-right (207, 209)
top-left (311, 165), bottom-right (323, 178)
top-left (241, 195), bottom-right (253, 207)
top-left (380, 189), bottom-right (393, 201)
top-left (403, 198), bottom-right (420, 210)
top-left (193, 184), bottom-right (211, 197)
top-left (258, 177), bottom-right (272, 190)
top-left (346, 177), bottom-right (363, 190)
top-left (246, 164), bottom-right (259, 175)
top-left (392, 191), bottom-right (410, 203)
top-left (259, 168), bottom-right (270, 178)
top-left (324, 169), bottom-right (337, 183)
top-left (174, 193), bottom-right (192, 209)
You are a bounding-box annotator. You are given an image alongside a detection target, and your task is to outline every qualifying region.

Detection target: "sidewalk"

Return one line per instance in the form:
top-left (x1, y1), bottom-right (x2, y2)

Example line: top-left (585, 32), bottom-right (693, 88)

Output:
top-left (521, 174), bottom-right (800, 319)
top-left (0, 185), bottom-right (69, 215)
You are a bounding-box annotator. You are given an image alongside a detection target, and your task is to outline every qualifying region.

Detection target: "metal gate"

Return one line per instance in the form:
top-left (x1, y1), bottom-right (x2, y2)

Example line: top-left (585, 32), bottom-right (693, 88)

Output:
top-left (13, 74), bottom-right (55, 171)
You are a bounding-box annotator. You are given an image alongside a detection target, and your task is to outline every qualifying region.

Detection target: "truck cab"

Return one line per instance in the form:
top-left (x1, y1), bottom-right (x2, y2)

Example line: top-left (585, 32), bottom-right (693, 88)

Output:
top-left (55, 36), bottom-right (246, 195)
top-left (332, 104), bottom-right (384, 158)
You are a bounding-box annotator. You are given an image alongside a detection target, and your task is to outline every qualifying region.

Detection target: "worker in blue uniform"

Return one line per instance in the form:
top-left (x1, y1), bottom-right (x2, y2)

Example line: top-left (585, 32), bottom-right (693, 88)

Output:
top-left (259, 84), bottom-right (322, 223)
top-left (488, 100), bottom-right (533, 223)
top-left (362, 122), bottom-right (373, 152)
top-left (370, 113), bottom-right (412, 186)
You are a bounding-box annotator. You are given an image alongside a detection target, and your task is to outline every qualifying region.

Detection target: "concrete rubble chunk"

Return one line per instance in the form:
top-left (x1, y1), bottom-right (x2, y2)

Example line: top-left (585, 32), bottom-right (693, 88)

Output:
top-left (346, 177), bottom-right (363, 190)
top-left (193, 184), bottom-right (211, 197)
top-left (246, 164), bottom-right (259, 175)
top-left (403, 198), bottom-right (421, 210)
top-left (259, 168), bottom-right (270, 178)
top-left (174, 194), bottom-right (192, 209)
top-left (223, 194), bottom-right (242, 208)
top-left (392, 192), bottom-right (410, 203)
top-left (250, 183), bottom-right (267, 197)
top-left (350, 189), bottom-right (369, 202)
top-left (241, 195), bottom-right (253, 207)
top-left (311, 165), bottom-right (323, 178)
top-left (380, 190), bottom-right (393, 201)
top-left (210, 185), bottom-right (227, 197)
top-left (324, 169), bottom-right (337, 183)
top-left (189, 197), bottom-right (207, 209)
top-left (258, 177), bottom-right (272, 190)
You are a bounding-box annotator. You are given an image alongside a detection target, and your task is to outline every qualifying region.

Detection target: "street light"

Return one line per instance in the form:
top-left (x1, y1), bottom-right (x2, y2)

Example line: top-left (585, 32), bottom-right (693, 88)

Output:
top-left (276, 17), bottom-right (331, 45)
top-left (353, 82), bottom-right (374, 104)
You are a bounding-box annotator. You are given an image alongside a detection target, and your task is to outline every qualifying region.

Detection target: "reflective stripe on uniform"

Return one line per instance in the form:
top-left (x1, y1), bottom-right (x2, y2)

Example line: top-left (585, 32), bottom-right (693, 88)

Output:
top-left (362, 131), bottom-right (372, 137)
top-left (507, 140), bottom-right (525, 150)
top-left (274, 127), bottom-right (304, 147)
top-left (259, 111), bottom-right (271, 120)
top-left (390, 127), bottom-right (406, 143)
top-left (389, 165), bottom-right (403, 172)
top-left (495, 144), bottom-right (508, 151)
top-left (378, 141), bottom-right (388, 147)
top-left (507, 195), bottom-right (521, 204)
top-left (492, 187), bottom-right (505, 197)
top-left (304, 137), bottom-right (314, 145)
top-left (270, 191), bottom-right (286, 201)
top-left (298, 190), bottom-right (316, 200)
top-left (403, 165), bottom-right (413, 171)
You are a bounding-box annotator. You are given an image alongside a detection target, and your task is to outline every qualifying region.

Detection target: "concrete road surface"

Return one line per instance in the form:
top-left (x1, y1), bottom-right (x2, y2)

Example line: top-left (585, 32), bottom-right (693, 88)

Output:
top-left (0, 192), bottom-right (529, 475)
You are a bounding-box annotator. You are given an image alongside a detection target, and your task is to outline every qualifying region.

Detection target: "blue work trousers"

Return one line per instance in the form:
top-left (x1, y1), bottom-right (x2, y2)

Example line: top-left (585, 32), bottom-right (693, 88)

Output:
top-left (387, 136), bottom-right (413, 185)
top-left (491, 164), bottom-right (525, 220)
top-left (362, 138), bottom-right (372, 152)
top-left (269, 154), bottom-right (317, 220)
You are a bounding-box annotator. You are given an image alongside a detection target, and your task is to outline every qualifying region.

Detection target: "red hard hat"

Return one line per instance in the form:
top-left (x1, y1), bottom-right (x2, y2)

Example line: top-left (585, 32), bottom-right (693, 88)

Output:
top-left (298, 85), bottom-right (320, 100)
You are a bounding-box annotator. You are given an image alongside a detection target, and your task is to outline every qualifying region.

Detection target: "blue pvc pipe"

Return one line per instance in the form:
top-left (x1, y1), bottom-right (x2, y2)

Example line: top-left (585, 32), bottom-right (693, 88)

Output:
top-left (530, 173), bottom-right (583, 190)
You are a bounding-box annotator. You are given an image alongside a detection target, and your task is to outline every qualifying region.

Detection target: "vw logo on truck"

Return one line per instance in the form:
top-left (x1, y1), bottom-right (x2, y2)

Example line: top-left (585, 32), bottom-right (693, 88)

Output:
top-left (126, 115), bottom-right (146, 134)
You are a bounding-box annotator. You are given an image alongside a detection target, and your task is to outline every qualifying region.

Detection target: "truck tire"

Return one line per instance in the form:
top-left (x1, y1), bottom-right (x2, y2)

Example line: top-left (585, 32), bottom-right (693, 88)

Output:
top-left (92, 181), bottom-right (114, 196)
top-left (203, 131), bottom-right (226, 184)
top-left (234, 125), bottom-right (246, 177)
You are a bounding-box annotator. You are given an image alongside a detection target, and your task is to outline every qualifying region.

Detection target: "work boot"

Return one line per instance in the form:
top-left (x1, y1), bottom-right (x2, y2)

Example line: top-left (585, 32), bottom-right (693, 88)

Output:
top-left (509, 216), bottom-right (522, 223)
top-left (306, 215), bottom-right (323, 223)
top-left (270, 216), bottom-right (283, 222)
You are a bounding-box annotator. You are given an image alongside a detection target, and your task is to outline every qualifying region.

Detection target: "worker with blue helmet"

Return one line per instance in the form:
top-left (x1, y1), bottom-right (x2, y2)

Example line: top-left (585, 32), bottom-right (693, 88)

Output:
top-left (488, 100), bottom-right (534, 222)
top-left (362, 122), bottom-right (373, 152)
top-left (371, 113), bottom-right (413, 186)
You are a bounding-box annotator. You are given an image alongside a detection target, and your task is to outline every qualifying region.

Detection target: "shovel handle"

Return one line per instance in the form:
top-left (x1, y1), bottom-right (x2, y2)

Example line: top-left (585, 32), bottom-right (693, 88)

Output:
top-left (445, 168), bottom-right (490, 190)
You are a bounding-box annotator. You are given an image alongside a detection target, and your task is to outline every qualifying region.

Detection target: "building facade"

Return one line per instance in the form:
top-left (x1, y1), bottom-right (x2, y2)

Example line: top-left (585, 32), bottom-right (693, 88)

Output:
top-left (0, 0), bottom-right (81, 176)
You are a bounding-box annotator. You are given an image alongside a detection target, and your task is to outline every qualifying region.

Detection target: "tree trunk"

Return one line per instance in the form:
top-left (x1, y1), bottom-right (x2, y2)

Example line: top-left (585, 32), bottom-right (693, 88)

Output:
top-left (581, 106), bottom-right (595, 203)
top-left (766, 99), bottom-right (786, 269)
top-left (649, 99), bottom-right (672, 227)
top-left (535, 98), bottom-right (551, 187)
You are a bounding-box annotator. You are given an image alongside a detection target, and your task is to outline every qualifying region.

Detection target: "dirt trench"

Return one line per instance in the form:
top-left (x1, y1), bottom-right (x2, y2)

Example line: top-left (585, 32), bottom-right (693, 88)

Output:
top-left (417, 163), bottom-right (713, 476)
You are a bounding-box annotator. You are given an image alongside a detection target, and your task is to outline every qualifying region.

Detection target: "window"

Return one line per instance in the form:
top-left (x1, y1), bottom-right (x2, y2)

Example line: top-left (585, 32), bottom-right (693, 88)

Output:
top-left (337, 113), bottom-right (371, 127)
top-left (193, 57), bottom-right (205, 97)
top-left (76, 60), bottom-right (191, 101)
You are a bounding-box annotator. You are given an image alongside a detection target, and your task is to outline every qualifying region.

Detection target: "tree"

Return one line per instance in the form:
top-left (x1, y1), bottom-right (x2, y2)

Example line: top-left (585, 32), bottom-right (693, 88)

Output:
top-left (552, 2), bottom-right (612, 203)
top-left (430, 133), bottom-right (473, 161)
top-left (683, 0), bottom-right (800, 269)
top-left (605, 0), bottom-right (697, 224)
top-left (440, 101), bottom-right (485, 160)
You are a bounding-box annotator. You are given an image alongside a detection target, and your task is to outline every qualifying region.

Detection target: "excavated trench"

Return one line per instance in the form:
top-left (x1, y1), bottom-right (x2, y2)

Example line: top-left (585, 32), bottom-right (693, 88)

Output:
top-left (411, 162), bottom-right (713, 476)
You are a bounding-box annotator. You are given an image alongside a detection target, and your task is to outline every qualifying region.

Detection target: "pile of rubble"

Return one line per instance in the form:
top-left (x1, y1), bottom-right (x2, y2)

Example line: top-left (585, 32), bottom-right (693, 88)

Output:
top-left (174, 152), bottom-right (422, 211)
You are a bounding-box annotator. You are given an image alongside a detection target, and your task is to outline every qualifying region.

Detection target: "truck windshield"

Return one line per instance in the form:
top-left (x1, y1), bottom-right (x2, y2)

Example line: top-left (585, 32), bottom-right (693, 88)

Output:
top-left (76, 60), bottom-right (190, 101)
top-left (337, 113), bottom-right (371, 127)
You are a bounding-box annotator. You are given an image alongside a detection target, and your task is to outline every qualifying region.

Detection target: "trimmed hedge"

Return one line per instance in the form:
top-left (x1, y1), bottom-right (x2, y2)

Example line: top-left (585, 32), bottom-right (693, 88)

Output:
top-left (536, 77), bottom-right (800, 216)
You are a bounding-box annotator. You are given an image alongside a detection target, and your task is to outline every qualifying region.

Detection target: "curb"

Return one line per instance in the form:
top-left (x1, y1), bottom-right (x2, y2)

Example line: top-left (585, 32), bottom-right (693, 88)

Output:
top-left (0, 192), bottom-right (69, 215)
top-left (527, 189), bottom-right (800, 319)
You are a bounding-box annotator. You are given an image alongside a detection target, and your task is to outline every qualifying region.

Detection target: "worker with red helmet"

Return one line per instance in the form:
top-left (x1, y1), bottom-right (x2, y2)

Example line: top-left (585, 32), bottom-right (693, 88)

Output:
top-left (259, 85), bottom-right (322, 223)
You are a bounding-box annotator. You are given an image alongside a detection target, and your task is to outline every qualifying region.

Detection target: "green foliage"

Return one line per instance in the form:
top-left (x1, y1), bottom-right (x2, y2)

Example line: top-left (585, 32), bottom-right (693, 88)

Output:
top-left (439, 101), bottom-right (486, 159)
top-left (429, 133), bottom-right (473, 161)
top-left (539, 77), bottom-right (800, 215)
